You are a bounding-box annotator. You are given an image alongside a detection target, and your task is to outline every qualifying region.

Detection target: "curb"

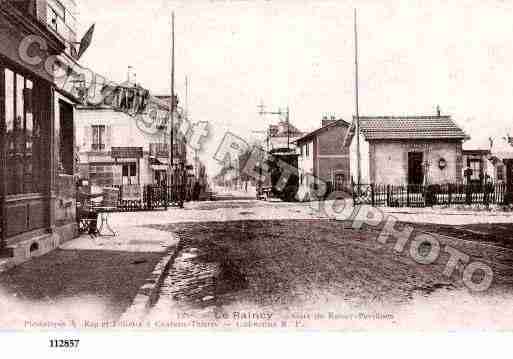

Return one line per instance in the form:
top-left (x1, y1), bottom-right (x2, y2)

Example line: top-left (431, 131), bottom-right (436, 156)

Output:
top-left (119, 240), bottom-right (182, 321)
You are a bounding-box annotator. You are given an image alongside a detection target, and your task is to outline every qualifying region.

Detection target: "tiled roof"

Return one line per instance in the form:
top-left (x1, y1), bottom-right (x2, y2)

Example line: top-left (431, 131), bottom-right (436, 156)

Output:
top-left (358, 116), bottom-right (468, 140)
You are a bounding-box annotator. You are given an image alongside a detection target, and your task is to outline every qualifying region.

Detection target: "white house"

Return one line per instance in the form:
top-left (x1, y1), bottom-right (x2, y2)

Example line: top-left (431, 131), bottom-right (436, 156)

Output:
top-left (75, 92), bottom-right (187, 189)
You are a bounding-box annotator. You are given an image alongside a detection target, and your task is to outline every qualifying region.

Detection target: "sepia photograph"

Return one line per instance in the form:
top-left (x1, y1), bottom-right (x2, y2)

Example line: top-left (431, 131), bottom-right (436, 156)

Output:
top-left (1, 0), bottom-right (513, 354)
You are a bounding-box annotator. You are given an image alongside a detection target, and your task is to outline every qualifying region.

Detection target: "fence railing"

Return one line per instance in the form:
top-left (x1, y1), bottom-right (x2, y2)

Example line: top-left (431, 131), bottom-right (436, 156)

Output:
top-left (352, 182), bottom-right (512, 207)
top-left (97, 184), bottom-right (189, 211)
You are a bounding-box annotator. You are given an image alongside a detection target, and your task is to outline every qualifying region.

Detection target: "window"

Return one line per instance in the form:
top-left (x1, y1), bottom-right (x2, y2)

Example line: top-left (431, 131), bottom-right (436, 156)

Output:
top-left (300, 145), bottom-right (303, 157)
top-left (334, 173), bottom-right (346, 192)
top-left (91, 125), bottom-right (105, 150)
top-left (59, 101), bottom-right (74, 175)
top-left (4, 68), bottom-right (42, 195)
top-left (468, 159), bottom-right (481, 181)
top-left (122, 163), bottom-right (138, 185)
top-left (305, 143), bottom-right (310, 157)
top-left (47, 0), bottom-right (77, 54)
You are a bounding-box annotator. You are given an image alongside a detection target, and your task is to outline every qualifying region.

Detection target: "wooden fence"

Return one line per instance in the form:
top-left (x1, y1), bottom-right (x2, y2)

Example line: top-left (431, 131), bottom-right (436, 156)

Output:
top-left (353, 182), bottom-right (512, 207)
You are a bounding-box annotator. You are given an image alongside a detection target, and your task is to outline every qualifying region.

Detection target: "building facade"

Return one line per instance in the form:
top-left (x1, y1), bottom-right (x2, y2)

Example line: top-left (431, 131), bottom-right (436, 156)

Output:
top-left (296, 117), bottom-right (351, 199)
top-left (461, 149), bottom-right (494, 185)
top-left (358, 115), bottom-right (468, 185)
top-left (76, 96), bottom-right (187, 190)
top-left (1, 0), bottom-right (80, 264)
top-left (486, 137), bottom-right (513, 189)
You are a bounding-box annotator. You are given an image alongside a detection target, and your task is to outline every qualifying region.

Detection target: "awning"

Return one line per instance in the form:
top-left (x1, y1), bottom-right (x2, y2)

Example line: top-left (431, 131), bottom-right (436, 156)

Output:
top-left (149, 157), bottom-right (168, 166)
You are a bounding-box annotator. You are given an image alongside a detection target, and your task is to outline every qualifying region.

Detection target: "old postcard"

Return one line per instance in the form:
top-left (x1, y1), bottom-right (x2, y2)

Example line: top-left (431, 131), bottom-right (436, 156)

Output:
top-left (0, 0), bottom-right (512, 354)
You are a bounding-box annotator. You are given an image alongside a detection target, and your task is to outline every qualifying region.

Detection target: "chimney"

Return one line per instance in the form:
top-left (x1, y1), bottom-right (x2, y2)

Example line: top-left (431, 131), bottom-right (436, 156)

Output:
top-left (322, 115), bottom-right (337, 127)
top-left (436, 105), bottom-right (441, 117)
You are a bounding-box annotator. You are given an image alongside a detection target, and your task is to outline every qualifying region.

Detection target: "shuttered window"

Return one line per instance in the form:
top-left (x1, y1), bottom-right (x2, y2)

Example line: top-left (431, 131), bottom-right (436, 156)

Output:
top-left (91, 125), bottom-right (105, 150)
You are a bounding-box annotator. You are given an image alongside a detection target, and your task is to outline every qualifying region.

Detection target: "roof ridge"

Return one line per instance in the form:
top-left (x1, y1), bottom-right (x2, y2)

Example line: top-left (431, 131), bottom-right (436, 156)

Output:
top-left (295, 119), bottom-right (349, 143)
top-left (358, 115), bottom-right (452, 120)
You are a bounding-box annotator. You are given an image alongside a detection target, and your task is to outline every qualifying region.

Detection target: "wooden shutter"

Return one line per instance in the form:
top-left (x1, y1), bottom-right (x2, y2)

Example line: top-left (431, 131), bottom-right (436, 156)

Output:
top-left (105, 125), bottom-right (112, 150)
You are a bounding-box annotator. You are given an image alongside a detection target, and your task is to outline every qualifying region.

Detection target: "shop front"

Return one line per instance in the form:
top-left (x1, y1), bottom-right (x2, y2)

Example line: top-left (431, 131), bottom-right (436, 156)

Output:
top-left (1, 2), bottom-right (75, 263)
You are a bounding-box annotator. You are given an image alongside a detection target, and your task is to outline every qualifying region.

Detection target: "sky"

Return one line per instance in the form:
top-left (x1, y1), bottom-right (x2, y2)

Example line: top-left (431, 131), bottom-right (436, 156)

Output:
top-left (76, 0), bottom-right (513, 174)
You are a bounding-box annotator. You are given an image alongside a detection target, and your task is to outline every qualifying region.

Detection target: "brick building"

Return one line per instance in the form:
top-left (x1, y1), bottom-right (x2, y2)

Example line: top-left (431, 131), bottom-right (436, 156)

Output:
top-left (358, 115), bottom-right (469, 185)
top-left (295, 117), bottom-right (351, 199)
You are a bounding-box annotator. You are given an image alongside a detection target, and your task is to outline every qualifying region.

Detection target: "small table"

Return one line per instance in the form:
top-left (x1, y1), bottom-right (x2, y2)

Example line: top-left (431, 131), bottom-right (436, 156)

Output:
top-left (94, 206), bottom-right (117, 237)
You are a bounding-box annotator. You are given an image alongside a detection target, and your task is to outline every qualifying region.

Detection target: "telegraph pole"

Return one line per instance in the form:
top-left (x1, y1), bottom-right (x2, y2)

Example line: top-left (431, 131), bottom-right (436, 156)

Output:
top-left (286, 106), bottom-right (290, 150)
top-left (169, 11), bottom-right (175, 199)
top-left (354, 9), bottom-right (361, 186)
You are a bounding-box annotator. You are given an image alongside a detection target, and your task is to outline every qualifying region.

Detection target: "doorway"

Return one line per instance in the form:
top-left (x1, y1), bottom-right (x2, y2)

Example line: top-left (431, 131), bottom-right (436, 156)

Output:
top-left (334, 172), bottom-right (346, 192)
top-left (408, 152), bottom-right (424, 185)
top-left (59, 100), bottom-right (74, 175)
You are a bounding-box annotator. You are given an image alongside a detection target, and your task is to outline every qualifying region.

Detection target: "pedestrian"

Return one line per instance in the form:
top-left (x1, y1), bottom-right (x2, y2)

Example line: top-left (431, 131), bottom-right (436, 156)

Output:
top-left (464, 165), bottom-right (473, 205)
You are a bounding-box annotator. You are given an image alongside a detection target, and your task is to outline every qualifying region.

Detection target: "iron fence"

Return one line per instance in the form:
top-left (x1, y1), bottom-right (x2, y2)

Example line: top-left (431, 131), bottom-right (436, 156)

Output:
top-left (352, 182), bottom-right (512, 207)
top-left (104, 184), bottom-right (189, 211)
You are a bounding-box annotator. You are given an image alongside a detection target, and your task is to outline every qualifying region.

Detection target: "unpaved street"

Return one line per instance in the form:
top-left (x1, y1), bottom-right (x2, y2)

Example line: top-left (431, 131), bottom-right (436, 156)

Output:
top-left (2, 196), bottom-right (513, 330)
top-left (142, 199), bottom-right (513, 330)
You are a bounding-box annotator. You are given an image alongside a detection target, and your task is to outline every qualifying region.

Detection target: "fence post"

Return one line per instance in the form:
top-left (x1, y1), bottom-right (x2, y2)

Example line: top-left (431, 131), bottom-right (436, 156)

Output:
top-left (386, 185), bottom-right (390, 207)
top-left (406, 185), bottom-right (410, 207)
top-left (371, 184), bottom-right (375, 206)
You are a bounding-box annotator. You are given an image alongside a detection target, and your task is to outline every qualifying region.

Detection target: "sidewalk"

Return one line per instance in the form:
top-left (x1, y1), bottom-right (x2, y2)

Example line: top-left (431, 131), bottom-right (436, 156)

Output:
top-left (304, 199), bottom-right (513, 225)
top-left (0, 221), bottom-right (178, 327)
top-left (379, 205), bottom-right (513, 225)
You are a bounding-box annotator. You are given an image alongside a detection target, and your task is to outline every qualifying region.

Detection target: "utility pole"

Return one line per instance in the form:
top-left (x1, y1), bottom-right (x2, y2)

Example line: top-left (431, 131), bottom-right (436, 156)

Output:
top-left (168, 11), bottom-right (175, 200)
top-left (286, 106), bottom-right (290, 150)
top-left (354, 9), bottom-right (361, 187)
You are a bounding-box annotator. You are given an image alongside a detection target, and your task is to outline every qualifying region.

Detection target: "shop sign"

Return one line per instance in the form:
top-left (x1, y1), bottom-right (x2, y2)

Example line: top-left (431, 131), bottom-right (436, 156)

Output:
top-left (111, 147), bottom-right (143, 159)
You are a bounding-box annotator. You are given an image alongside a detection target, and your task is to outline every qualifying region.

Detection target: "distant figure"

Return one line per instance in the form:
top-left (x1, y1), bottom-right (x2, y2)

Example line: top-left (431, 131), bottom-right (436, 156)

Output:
top-left (463, 166), bottom-right (473, 185)
top-left (193, 181), bottom-right (201, 201)
top-left (463, 166), bottom-right (473, 205)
